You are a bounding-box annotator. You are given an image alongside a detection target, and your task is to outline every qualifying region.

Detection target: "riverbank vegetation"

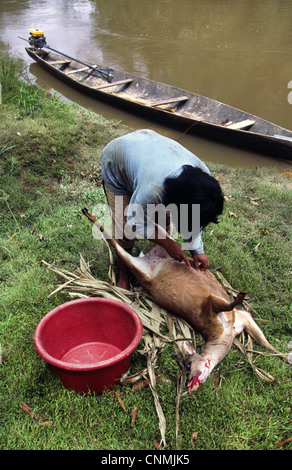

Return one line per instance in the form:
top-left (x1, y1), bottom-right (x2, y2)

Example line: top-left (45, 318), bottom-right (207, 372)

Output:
top-left (0, 53), bottom-right (291, 451)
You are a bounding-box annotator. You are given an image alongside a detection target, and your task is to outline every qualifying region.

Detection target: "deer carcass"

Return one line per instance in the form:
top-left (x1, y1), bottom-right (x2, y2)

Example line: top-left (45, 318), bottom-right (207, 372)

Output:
top-left (82, 208), bottom-right (288, 393)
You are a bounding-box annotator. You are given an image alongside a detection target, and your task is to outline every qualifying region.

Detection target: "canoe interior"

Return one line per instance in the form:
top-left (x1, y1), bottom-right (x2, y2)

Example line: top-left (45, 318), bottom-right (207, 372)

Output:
top-left (26, 47), bottom-right (292, 160)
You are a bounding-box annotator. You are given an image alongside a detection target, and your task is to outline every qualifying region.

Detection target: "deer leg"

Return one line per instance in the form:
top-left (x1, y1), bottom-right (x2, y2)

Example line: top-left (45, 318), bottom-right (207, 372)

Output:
top-left (234, 309), bottom-right (288, 362)
top-left (209, 291), bottom-right (247, 314)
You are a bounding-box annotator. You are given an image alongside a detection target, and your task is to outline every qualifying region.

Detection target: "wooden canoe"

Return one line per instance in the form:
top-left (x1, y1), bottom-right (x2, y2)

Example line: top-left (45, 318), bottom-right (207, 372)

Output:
top-left (26, 46), bottom-right (292, 160)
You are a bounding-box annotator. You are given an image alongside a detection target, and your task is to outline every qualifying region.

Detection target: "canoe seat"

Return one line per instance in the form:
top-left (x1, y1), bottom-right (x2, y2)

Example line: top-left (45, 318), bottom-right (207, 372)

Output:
top-left (81, 66), bottom-right (98, 82)
top-left (152, 96), bottom-right (189, 107)
top-left (94, 79), bottom-right (133, 90)
top-left (225, 119), bottom-right (255, 130)
top-left (51, 60), bottom-right (71, 66)
top-left (66, 66), bottom-right (92, 75)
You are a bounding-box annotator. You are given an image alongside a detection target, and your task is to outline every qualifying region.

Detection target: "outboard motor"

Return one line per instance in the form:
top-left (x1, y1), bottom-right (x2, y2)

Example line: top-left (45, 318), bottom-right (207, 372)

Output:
top-left (28, 29), bottom-right (47, 49)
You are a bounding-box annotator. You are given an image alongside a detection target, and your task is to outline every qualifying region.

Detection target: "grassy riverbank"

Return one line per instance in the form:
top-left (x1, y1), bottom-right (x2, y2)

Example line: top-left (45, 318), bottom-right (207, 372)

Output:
top-left (0, 53), bottom-right (291, 451)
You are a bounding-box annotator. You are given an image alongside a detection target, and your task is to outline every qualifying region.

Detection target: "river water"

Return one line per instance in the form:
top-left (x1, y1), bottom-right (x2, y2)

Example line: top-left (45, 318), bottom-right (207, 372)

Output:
top-left (1, 0), bottom-right (292, 168)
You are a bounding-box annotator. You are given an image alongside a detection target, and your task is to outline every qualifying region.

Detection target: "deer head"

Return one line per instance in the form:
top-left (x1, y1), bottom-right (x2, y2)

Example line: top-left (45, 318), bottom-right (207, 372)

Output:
top-left (183, 341), bottom-right (215, 393)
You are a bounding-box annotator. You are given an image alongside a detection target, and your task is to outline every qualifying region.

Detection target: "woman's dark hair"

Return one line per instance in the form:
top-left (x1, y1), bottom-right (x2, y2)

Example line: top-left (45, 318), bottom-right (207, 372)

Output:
top-left (163, 165), bottom-right (224, 230)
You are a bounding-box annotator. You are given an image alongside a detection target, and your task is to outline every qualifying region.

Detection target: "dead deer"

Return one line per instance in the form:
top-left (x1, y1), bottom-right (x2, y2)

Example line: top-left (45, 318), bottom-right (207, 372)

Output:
top-left (82, 208), bottom-right (289, 393)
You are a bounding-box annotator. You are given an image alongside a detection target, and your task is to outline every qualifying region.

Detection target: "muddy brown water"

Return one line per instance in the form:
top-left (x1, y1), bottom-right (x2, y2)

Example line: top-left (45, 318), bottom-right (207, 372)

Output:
top-left (1, 0), bottom-right (292, 169)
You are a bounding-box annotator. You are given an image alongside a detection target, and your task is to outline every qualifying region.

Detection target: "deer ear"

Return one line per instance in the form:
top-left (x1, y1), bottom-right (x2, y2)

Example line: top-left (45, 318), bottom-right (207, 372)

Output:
top-left (182, 340), bottom-right (196, 356)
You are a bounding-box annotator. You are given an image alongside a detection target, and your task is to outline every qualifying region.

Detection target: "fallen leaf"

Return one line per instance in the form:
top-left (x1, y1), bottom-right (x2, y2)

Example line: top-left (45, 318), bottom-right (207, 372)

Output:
top-left (153, 439), bottom-right (163, 450)
top-left (0, 355), bottom-right (7, 364)
top-left (277, 436), bottom-right (292, 447)
top-left (38, 233), bottom-right (44, 241)
top-left (132, 378), bottom-right (150, 391)
top-left (21, 401), bottom-right (32, 413)
top-left (115, 391), bottom-right (127, 413)
top-left (9, 232), bottom-right (17, 241)
top-left (250, 197), bottom-right (264, 205)
top-left (21, 401), bottom-right (39, 419)
top-left (38, 421), bottom-right (53, 427)
top-left (228, 211), bottom-right (237, 219)
top-left (254, 242), bottom-right (261, 252)
top-left (213, 374), bottom-right (221, 391)
top-left (132, 375), bottom-right (161, 392)
top-left (191, 431), bottom-right (200, 447)
top-left (132, 405), bottom-right (139, 426)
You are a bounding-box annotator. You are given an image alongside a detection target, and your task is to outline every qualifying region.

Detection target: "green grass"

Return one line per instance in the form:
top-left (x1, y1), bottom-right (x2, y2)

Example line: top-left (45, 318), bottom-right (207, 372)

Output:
top-left (0, 53), bottom-right (291, 451)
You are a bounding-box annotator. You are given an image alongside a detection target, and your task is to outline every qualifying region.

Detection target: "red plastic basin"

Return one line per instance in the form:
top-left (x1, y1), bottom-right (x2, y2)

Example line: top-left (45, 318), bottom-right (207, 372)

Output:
top-left (34, 298), bottom-right (143, 393)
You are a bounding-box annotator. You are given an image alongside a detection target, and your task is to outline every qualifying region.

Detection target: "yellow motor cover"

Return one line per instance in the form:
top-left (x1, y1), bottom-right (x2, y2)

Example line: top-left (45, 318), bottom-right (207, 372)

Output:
top-left (30, 29), bottom-right (45, 38)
